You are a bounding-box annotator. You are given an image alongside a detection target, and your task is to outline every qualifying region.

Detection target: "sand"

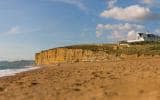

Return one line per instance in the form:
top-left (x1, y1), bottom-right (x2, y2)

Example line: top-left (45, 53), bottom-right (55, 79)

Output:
top-left (0, 58), bottom-right (160, 100)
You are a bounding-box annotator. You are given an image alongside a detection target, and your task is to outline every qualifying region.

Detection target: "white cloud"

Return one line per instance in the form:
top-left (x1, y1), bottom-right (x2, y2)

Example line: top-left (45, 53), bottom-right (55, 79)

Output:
top-left (48, 0), bottom-right (87, 11)
top-left (3, 26), bottom-right (21, 35)
top-left (96, 23), bottom-right (145, 32)
top-left (101, 4), bottom-right (160, 21)
top-left (107, 0), bottom-right (117, 8)
top-left (154, 29), bottom-right (160, 35)
top-left (142, 0), bottom-right (154, 4)
top-left (96, 23), bottom-right (145, 40)
top-left (0, 26), bottom-right (39, 35)
top-left (141, 0), bottom-right (160, 8)
top-left (127, 30), bottom-right (139, 40)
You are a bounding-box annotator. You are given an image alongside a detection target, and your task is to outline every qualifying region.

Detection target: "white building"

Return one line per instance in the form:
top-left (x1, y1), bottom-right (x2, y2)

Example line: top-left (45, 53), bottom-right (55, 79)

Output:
top-left (127, 33), bottom-right (160, 43)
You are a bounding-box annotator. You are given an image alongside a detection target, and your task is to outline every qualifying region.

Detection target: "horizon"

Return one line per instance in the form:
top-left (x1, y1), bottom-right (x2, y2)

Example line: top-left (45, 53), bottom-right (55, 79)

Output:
top-left (0, 0), bottom-right (160, 60)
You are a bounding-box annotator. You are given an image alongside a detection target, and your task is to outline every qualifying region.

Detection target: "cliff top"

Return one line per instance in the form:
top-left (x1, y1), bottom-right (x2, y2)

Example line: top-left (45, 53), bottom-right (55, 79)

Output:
top-left (37, 42), bottom-right (160, 56)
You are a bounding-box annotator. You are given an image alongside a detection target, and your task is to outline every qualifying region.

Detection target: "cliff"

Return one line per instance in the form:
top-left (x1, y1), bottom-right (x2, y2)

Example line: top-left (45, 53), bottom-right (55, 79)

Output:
top-left (35, 47), bottom-right (110, 65)
top-left (35, 43), bottom-right (160, 65)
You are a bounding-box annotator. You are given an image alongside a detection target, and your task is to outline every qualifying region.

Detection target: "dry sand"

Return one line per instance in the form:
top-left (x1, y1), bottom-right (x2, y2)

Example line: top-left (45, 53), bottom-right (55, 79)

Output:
top-left (0, 58), bottom-right (160, 100)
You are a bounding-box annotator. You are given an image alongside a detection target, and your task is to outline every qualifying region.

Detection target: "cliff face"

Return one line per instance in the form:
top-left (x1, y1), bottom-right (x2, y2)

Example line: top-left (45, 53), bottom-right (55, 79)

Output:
top-left (35, 43), bottom-right (160, 65)
top-left (35, 48), bottom-right (109, 65)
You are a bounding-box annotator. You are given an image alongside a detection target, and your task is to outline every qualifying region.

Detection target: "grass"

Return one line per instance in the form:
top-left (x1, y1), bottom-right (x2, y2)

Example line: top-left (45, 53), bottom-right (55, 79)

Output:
top-left (46, 41), bottom-right (160, 57)
top-left (67, 42), bottom-right (160, 56)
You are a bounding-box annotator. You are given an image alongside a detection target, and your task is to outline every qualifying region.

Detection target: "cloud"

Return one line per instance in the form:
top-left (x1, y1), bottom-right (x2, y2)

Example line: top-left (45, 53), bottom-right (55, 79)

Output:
top-left (141, 0), bottom-right (160, 8)
top-left (0, 26), bottom-right (39, 35)
top-left (96, 23), bottom-right (145, 32)
top-left (48, 0), bottom-right (87, 11)
top-left (100, 5), bottom-right (160, 21)
top-left (154, 29), bottom-right (160, 35)
top-left (96, 23), bottom-right (145, 40)
top-left (142, 0), bottom-right (154, 4)
top-left (107, 0), bottom-right (117, 8)
top-left (3, 26), bottom-right (21, 35)
top-left (127, 30), bottom-right (139, 40)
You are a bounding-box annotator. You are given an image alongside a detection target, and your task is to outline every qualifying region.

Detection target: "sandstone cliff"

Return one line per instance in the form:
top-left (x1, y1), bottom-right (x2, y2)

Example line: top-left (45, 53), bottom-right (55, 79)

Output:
top-left (35, 47), bottom-right (111, 65)
top-left (35, 43), bottom-right (160, 65)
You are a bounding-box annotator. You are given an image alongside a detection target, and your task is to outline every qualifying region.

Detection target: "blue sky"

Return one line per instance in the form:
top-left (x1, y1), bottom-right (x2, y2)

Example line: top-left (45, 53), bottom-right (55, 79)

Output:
top-left (0, 0), bottom-right (160, 60)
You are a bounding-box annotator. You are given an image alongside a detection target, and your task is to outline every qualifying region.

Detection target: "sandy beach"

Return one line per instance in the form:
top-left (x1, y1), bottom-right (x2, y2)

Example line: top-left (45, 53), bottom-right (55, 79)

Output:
top-left (0, 57), bottom-right (160, 100)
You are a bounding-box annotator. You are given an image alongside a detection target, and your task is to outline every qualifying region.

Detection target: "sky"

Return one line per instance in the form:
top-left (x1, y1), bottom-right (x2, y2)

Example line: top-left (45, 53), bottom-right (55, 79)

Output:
top-left (0, 0), bottom-right (160, 60)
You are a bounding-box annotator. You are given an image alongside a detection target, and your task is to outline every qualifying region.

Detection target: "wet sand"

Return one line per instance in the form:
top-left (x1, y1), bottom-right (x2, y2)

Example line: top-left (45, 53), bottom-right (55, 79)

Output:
top-left (0, 57), bottom-right (160, 100)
